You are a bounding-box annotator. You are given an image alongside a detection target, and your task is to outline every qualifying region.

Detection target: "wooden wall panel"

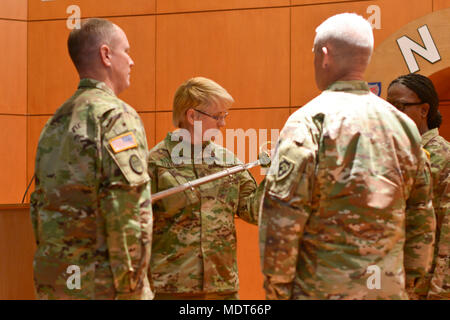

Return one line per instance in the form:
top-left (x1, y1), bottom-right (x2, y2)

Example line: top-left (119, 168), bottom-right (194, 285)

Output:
top-left (112, 16), bottom-right (156, 112)
top-left (28, 0), bottom-right (155, 20)
top-left (292, 0), bottom-right (364, 5)
top-left (0, 206), bottom-right (36, 300)
top-left (438, 102), bottom-right (450, 141)
top-left (156, 0), bottom-right (289, 13)
top-left (430, 67), bottom-right (450, 100)
top-left (291, 0), bottom-right (432, 107)
top-left (0, 116), bottom-right (27, 204)
top-left (0, 21), bottom-right (27, 115)
top-left (433, 0), bottom-right (450, 10)
top-left (235, 218), bottom-right (264, 300)
top-left (139, 112), bottom-right (156, 149)
top-left (0, 0), bottom-right (27, 20)
top-left (155, 112), bottom-right (175, 144)
top-left (27, 16), bottom-right (156, 115)
top-left (27, 20), bottom-right (78, 115)
top-left (156, 8), bottom-right (290, 111)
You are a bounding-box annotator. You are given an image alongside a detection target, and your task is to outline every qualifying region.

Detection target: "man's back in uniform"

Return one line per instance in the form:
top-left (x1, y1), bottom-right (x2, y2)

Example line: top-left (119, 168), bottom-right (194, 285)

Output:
top-left (259, 13), bottom-right (436, 300)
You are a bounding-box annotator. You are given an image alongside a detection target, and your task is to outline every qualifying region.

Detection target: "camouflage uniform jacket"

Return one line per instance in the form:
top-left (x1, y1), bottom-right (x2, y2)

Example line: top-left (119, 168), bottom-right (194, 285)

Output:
top-left (148, 132), bottom-right (261, 294)
top-left (259, 81), bottom-right (436, 300)
top-left (422, 128), bottom-right (450, 299)
top-left (30, 79), bottom-right (154, 300)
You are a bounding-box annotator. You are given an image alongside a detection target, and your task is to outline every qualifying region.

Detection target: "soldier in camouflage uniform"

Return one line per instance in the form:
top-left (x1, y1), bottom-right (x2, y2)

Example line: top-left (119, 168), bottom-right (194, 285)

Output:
top-left (30, 19), bottom-right (153, 300)
top-left (387, 74), bottom-right (449, 299)
top-left (259, 13), bottom-right (436, 300)
top-left (148, 77), bottom-right (262, 300)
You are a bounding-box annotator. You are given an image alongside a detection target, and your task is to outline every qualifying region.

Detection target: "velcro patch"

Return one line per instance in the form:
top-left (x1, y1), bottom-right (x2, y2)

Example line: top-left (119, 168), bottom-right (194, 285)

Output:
top-left (129, 154), bottom-right (143, 174)
top-left (109, 132), bottom-right (138, 153)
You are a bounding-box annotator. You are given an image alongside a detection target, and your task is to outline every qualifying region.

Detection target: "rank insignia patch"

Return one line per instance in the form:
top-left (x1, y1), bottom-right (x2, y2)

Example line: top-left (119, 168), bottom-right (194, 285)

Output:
top-left (276, 156), bottom-right (295, 181)
top-left (109, 132), bottom-right (138, 153)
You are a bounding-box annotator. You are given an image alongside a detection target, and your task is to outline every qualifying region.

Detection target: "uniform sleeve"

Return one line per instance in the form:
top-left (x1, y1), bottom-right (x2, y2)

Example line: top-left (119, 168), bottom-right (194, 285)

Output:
top-left (427, 170), bottom-right (450, 299)
top-left (259, 122), bottom-right (316, 300)
top-left (29, 119), bottom-right (52, 247)
top-left (147, 154), bottom-right (159, 196)
top-left (404, 150), bottom-right (436, 299)
top-left (30, 187), bottom-right (42, 246)
top-left (99, 110), bottom-right (153, 300)
top-left (235, 169), bottom-right (259, 225)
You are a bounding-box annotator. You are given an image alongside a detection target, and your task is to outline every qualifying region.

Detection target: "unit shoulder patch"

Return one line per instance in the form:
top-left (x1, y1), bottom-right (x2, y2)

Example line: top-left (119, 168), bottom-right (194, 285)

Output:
top-left (276, 156), bottom-right (295, 181)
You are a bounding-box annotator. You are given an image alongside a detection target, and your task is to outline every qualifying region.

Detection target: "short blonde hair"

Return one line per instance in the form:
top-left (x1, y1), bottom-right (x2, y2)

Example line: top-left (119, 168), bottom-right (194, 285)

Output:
top-left (172, 77), bottom-right (234, 127)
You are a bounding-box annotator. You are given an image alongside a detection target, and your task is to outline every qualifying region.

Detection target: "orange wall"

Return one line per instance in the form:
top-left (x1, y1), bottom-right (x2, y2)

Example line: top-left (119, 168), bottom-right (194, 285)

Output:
top-left (0, 0), bottom-right (449, 300)
top-left (0, 0), bottom-right (27, 20)
top-left (0, 205), bottom-right (36, 300)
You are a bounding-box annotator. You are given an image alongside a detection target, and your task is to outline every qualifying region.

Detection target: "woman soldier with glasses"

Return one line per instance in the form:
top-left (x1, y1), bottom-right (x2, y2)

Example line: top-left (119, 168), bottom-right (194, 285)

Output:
top-left (387, 73), bottom-right (449, 300)
top-left (147, 77), bottom-right (263, 300)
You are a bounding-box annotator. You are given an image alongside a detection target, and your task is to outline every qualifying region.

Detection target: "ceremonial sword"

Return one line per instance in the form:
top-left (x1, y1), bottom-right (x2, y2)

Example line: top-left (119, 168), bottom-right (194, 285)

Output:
top-left (151, 152), bottom-right (271, 203)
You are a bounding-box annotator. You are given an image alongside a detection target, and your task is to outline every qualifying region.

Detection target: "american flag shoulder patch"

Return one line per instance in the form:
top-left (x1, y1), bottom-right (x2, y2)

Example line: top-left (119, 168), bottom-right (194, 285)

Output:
top-left (109, 132), bottom-right (138, 153)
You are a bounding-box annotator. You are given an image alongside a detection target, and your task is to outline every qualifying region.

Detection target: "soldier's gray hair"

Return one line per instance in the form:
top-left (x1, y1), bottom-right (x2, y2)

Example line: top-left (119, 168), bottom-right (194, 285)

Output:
top-left (314, 13), bottom-right (374, 51)
top-left (68, 18), bottom-right (116, 72)
top-left (172, 77), bottom-right (234, 128)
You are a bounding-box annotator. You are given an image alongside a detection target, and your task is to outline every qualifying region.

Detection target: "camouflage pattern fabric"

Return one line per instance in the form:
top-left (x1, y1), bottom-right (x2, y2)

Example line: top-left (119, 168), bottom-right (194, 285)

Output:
top-left (30, 78), bottom-right (154, 300)
top-left (422, 129), bottom-right (450, 300)
top-left (154, 291), bottom-right (239, 300)
top-left (148, 132), bottom-right (262, 296)
top-left (259, 81), bottom-right (436, 300)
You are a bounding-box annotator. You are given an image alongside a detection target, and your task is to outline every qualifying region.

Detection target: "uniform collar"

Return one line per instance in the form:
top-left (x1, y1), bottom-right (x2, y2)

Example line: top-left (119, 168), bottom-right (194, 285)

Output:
top-left (78, 78), bottom-right (116, 97)
top-left (326, 81), bottom-right (370, 93)
top-left (164, 131), bottom-right (215, 160)
top-left (421, 128), bottom-right (439, 147)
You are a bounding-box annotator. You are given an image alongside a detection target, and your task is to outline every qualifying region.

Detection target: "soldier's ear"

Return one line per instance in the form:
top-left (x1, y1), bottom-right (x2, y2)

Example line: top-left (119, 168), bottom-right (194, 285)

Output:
top-left (321, 46), bottom-right (330, 69)
top-left (100, 44), bottom-right (112, 67)
top-left (185, 108), bottom-right (196, 126)
top-left (420, 103), bottom-right (430, 119)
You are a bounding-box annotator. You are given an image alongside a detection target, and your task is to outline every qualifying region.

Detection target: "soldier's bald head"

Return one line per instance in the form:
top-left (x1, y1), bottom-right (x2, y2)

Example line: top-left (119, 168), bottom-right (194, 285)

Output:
top-left (314, 13), bottom-right (374, 52)
top-left (313, 13), bottom-right (374, 90)
top-left (68, 18), bottom-right (117, 73)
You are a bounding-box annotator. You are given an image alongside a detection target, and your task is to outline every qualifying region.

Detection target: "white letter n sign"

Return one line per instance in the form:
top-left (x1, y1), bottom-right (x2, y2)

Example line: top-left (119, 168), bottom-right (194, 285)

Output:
top-left (396, 25), bottom-right (441, 73)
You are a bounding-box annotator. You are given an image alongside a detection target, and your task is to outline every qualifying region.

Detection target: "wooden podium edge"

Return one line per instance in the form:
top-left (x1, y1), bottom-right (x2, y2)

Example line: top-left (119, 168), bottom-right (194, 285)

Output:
top-left (0, 203), bottom-right (30, 211)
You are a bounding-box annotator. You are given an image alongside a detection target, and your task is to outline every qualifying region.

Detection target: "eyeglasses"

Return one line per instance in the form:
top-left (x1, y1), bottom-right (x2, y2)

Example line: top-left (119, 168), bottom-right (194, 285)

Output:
top-left (389, 101), bottom-right (423, 112)
top-left (193, 109), bottom-right (228, 121)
